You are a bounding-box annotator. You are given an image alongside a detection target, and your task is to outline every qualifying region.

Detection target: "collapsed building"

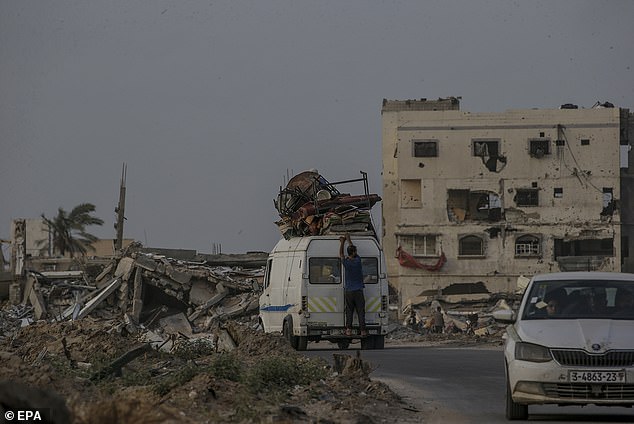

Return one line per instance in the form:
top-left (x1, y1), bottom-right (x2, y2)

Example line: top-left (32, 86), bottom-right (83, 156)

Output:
top-left (3, 240), bottom-right (267, 351)
top-left (381, 97), bottom-right (634, 314)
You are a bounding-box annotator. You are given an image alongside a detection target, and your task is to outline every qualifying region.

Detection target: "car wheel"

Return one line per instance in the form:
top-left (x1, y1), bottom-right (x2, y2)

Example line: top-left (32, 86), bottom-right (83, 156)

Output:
top-left (505, 378), bottom-right (528, 420)
top-left (337, 340), bottom-right (350, 350)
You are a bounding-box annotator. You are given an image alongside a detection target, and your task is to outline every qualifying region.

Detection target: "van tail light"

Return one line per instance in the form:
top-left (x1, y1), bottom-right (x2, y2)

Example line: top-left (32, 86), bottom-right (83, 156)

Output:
top-left (302, 296), bottom-right (308, 312)
top-left (381, 295), bottom-right (388, 312)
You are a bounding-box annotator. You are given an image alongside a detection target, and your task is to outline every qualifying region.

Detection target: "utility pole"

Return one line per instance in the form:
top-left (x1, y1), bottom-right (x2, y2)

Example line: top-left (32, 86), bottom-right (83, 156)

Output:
top-left (114, 163), bottom-right (127, 252)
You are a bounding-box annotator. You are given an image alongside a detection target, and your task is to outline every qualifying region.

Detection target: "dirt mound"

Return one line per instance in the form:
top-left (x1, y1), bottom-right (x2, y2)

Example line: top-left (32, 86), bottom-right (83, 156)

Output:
top-left (0, 314), bottom-right (421, 423)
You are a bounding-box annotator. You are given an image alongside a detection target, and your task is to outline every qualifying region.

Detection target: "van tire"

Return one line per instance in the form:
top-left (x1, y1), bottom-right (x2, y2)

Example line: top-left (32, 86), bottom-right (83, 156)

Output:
top-left (283, 318), bottom-right (299, 350)
top-left (296, 336), bottom-right (308, 351)
top-left (373, 335), bottom-right (385, 349)
top-left (360, 336), bottom-right (374, 350)
top-left (337, 341), bottom-right (350, 350)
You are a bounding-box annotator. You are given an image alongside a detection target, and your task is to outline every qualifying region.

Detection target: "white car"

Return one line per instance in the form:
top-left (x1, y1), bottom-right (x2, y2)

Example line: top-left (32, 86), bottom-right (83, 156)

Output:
top-left (495, 272), bottom-right (634, 420)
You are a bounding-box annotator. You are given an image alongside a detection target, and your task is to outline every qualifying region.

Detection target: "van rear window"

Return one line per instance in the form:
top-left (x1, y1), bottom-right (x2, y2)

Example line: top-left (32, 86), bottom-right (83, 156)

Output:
top-left (309, 258), bottom-right (341, 284)
top-left (362, 258), bottom-right (379, 284)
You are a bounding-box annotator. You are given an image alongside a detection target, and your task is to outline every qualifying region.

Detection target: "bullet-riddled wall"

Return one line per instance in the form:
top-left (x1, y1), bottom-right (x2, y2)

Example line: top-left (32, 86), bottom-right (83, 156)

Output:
top-left (381, 98), bottom-right (631, 305)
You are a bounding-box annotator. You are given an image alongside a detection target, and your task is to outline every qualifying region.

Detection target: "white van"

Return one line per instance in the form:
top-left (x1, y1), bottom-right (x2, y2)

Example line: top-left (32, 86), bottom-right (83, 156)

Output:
top-left (259, 235), bottom-right (389, 350)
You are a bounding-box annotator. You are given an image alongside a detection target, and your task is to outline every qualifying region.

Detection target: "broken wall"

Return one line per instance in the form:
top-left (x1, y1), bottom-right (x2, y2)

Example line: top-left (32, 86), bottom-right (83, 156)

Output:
top-left (382, 102), bottom-right (624, 310)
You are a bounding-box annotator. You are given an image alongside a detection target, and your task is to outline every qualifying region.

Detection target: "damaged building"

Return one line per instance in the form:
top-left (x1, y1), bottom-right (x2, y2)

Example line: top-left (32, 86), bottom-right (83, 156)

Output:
top-left (381, 97), bottom-right (634, 306)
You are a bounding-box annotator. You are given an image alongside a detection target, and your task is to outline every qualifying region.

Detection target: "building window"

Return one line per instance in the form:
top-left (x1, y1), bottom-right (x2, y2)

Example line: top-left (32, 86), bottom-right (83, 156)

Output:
top-left (554, 188), bottom-right (563, 198)
top-left (398, 234), bottom-right (438, 257)
top-left (514, 189), bottom-right (539, 206)
top-left (472, 139), bottom-right (506, 172)
top-left (473, 140), bottom-right (499, 158)
top-left (529, 139), bottom-right (550, 157)
top-left (515, 235), bottom-right (541, 257)
top-left (412, 140), bottom-right (438, 157)
top-left (581, 139), bottom-right (590, 146)
top-left (447, 189), bottom-right (502, 222)
top-left (401, 179), bottom-right (422, 208)
top-left (459, 235), bottom-right (484, 257)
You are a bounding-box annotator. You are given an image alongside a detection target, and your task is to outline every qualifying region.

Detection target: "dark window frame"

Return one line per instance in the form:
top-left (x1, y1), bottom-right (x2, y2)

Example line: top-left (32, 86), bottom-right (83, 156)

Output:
top-left (515, 188), bottom-right (539, 207)
top-left (412, 139), bottom-right (439, 157)
top-left (458, 235), bottom-right (485, 257)
top-left (529, 139), bottom-right (551, 157)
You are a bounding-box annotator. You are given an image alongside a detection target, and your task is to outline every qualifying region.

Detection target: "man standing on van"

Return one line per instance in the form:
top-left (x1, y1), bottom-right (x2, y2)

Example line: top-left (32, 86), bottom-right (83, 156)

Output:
top-left (339, 233), bottom-right (367, 337)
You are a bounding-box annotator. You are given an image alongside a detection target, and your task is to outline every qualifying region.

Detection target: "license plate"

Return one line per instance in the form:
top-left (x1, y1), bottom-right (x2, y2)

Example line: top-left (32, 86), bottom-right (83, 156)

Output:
top-left (569, 370), bottom-right (626, 383)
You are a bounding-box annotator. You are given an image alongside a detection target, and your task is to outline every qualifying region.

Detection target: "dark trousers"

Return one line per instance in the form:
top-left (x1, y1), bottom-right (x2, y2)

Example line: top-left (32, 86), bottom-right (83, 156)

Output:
top-left (345, 290), bottom-right (366, 330)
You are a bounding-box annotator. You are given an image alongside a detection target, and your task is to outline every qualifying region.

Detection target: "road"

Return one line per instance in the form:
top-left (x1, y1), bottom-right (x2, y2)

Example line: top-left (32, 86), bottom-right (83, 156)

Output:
top-left (305, 343), bottom-right (634, 423)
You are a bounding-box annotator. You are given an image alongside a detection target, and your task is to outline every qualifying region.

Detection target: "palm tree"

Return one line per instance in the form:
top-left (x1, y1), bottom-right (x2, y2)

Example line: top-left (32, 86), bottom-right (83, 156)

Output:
top-left (41, 203), bottom-right (104, 257)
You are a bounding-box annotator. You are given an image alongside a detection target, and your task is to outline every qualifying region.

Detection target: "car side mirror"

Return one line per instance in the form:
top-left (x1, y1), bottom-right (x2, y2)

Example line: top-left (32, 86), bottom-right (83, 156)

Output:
top-left (492, 309), bottom-right (516, 323)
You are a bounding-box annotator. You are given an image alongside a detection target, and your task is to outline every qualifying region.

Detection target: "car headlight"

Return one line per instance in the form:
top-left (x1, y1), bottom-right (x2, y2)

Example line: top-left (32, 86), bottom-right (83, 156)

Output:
top-left (514, 342), bottom-right (552, 362)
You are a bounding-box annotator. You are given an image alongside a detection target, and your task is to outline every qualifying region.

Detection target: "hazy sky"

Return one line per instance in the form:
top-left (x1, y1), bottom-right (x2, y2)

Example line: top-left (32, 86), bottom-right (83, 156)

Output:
top-left (1, 0), bottom-right (633, 255)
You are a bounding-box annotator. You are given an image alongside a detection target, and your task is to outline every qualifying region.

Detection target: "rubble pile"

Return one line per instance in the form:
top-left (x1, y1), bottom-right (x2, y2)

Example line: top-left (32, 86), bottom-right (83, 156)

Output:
top-left (12, 242), bottom-right (263, 338)
top-left (0, 313), bottom-right (422, 423)
top-left (274, 170), bottom-right (381, 239)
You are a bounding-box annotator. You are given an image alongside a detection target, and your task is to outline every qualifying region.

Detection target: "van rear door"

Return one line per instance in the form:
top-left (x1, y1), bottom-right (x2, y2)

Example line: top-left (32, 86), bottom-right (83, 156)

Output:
top-left (306, 240), bottom-right (345, 328)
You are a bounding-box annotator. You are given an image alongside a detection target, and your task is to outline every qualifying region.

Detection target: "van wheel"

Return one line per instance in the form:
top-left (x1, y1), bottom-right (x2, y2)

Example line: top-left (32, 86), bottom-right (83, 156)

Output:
top-left (360, 336), bottom-right (374, 350)
top-left (297, 336), bottom-right (308, 351)
top-left (373, 335), bottom-right (385, 350)
top-left (283, 318), bottom-right (299, 350)
top-left (337, 341), bottom-right (350, 350)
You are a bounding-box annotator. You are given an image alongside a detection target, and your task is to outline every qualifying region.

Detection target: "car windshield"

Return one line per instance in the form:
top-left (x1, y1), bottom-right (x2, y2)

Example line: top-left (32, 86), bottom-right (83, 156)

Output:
top-left (522, 279), bottom-right (634, 320)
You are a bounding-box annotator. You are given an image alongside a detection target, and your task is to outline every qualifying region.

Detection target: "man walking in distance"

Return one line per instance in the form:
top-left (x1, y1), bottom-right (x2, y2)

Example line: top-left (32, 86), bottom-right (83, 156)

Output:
top-left (339, 233), bottom-right (367, 337)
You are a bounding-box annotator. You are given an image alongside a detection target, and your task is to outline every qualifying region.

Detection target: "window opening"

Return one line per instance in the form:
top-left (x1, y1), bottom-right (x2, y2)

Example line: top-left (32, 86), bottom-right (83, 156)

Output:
top-left (473, 139), bottom-right (506, 172)
top-left (398, 234), bottom-right (438, 257)
top-left (412, 140), bottom-right (438, 157)
top-left (459, 235), bottom-right (484, 256)
top-left (515, 235), bottom-right (541, 256)
top-left (529, 139), bottom-right (550, 158)
top-left (554, 188), bottom-right (563, 198)
top-left (447, 189), bottom-right (502, 222)
top-left (515, 189), bottom-right (539, 206)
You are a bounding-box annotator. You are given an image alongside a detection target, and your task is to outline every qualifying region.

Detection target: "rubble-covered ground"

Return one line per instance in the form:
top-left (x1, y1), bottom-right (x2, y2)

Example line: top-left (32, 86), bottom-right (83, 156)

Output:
top-left (0, 245), bottom-right (509, 423)
top-left (1, 305), bottom-right (442, 424)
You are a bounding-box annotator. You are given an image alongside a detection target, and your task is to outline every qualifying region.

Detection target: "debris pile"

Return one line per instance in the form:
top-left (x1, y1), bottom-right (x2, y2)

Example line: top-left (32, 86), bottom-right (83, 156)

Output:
top-left (10, 242), bottom-right (264, 344)
top-left (274, 170), bottom-right (381, 239)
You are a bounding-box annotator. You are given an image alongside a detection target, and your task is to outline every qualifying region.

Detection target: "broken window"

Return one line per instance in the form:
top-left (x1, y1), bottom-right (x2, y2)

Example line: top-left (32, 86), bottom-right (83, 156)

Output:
top-left (309, 258), bottom-right (341, 284)
top-left (514, 189), bottom-right (539, 207)
top-left (554, 187), bottom-right (563, 198)
top-left (529, 139), bottom-right (550, 158)
top-left (412, 140), bottom-right (438, 157)
top-left (398, 234), bottom-right (438, 257)
top-left (447, 189), bottom-right (502, 222)
top-left (264, 258), bottom-right (273, 289)
top-left (401, 179), bottom-right (422, 208)
top-left (473, 139), bottom-right (507, 172)
top-left (601, 188), bottom-right (614, 216)
top-left (581, 139), bottom-right (590, 146)
top-left (554, 238), bottom-right (614, 259)
top-left (515, 235), bottom-right (541, 257)
top-left (459, 235), bottom-right (484, 257)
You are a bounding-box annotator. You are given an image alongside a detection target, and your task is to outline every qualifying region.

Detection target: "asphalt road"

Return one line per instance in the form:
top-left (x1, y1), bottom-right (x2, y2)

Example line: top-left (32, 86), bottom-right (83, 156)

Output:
top-left (305, 343), bottom-right (634, 423)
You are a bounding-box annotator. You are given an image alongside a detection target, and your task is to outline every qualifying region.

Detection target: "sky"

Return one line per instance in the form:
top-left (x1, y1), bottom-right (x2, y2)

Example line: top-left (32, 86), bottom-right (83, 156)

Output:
top-left (1, 0), bottom-right (633, 255)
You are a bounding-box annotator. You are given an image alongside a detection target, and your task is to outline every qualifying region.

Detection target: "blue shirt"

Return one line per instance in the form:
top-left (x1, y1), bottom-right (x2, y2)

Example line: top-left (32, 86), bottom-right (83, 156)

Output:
top-left (342, 256), bottom-right (364, 291)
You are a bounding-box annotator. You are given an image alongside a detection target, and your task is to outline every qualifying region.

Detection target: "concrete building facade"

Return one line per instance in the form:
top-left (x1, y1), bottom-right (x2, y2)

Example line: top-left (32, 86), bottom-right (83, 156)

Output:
top-left (381, 98), bottom-right (634, 306)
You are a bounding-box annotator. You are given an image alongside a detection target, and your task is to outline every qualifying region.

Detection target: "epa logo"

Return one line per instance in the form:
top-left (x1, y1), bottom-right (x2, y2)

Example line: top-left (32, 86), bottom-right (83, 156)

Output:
top-left (4, 410), bottom-right (43, 421)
